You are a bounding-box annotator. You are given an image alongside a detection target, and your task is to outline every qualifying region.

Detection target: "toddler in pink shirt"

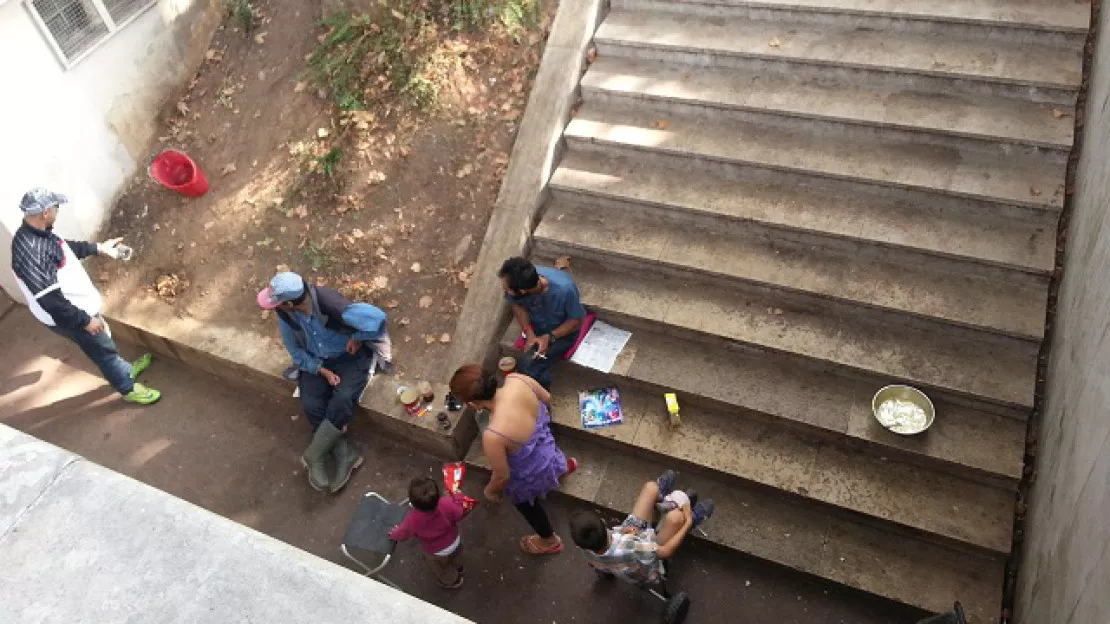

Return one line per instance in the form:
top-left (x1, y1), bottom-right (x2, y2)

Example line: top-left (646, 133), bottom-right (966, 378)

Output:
top-left (389, 476), bottom-right (466, 588)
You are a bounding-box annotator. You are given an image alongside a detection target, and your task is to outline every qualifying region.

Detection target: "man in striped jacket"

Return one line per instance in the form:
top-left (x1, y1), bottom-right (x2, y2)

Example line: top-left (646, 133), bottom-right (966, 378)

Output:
top-left (10, 188), bottom-right (160, 404)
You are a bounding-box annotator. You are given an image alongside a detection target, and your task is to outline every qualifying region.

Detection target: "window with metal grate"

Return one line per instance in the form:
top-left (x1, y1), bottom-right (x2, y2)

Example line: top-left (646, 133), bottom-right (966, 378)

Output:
top-left (100, 0), bottom-right (150, 25)
top-left (25, 0), bottom-right (156, 67)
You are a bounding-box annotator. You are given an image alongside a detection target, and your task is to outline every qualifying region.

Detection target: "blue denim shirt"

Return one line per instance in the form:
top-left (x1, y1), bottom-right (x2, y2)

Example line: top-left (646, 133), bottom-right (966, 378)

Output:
top-left (278, 303), bottom-right (386, 373)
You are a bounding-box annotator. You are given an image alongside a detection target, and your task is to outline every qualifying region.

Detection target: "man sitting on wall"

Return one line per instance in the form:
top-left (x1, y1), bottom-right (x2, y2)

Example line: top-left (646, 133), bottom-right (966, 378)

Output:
top-left (499, 256), bottom-right (586, 389)
top-left (258, 271), bottom-right (394, 494)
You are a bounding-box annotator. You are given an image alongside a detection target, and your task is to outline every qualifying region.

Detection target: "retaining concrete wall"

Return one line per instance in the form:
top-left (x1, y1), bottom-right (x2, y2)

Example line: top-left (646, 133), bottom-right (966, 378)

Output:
top-left (443, 0), bottom-right (606, 379)
top-left (1015, 7), bottom-right (1110, 624)
top-left (0, 424), bottom-right (471, 624)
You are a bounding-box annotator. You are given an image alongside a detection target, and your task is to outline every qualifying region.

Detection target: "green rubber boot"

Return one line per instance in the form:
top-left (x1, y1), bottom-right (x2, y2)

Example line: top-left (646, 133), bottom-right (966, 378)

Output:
top-left (130, 353), bottom-right (153, 380)
top-left (329, 436), bottom-right (364, 494)
top-left (123, 382), bottom-right (161, 405)
top-left (301, 420), bottom-right (342, 492)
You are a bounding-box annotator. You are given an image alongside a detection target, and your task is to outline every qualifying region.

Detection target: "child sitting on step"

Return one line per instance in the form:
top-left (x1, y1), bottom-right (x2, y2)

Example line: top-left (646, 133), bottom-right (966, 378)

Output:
top-left (389, 476), bottom-right (466, 589)
top-left (569, 470), bottom-right (714, 586)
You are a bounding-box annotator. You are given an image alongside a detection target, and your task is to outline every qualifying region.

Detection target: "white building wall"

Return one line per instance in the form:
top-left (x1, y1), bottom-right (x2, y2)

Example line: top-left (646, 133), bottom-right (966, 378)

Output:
top-left (0, 0), bottom-right (220, 303)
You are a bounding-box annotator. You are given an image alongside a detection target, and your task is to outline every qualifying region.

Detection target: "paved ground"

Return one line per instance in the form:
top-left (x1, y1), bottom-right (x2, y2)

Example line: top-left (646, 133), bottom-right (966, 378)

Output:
top-left (0, 303), bottom-right (923, 624)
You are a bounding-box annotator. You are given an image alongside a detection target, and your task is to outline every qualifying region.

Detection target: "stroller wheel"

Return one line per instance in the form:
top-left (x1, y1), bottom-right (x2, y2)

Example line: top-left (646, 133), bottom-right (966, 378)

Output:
top-left (662, 591), bottom-right (690, 624)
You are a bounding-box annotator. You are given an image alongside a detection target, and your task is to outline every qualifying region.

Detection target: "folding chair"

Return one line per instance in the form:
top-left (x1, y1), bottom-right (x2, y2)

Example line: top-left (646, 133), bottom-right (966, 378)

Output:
top-left (340, 492), bottom-right (410, 589)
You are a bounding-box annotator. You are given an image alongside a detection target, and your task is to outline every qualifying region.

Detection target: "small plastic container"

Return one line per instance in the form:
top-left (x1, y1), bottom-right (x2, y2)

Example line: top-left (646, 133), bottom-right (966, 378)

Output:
top-left (399, 387), bottom-right (422, 415)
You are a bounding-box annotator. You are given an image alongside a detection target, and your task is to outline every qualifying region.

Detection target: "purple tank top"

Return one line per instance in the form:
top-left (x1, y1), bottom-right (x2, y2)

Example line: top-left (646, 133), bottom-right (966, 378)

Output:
top-left (487, 379), bottom-right (568, 505)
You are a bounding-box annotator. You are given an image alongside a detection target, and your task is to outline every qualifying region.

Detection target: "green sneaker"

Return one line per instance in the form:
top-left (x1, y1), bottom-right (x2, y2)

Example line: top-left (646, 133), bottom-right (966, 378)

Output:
top-left (124, 382), bottom-right (161, 405)
top-left (130, 353), bottom-right (153, 380)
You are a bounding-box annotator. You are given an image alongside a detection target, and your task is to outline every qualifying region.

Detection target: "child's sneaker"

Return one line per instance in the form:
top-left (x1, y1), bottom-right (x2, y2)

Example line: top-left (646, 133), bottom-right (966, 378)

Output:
top-left (692, 499), bottom-right (716, 527)
top-left (655, 469), bottom-right (677, 501)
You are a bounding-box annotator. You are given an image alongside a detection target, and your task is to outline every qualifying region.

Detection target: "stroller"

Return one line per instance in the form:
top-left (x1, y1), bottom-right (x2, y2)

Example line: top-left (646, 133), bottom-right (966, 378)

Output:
top-left (590, 489), bottom-right (711, 624)
top-left (917, 602), bottom-right (967, 624)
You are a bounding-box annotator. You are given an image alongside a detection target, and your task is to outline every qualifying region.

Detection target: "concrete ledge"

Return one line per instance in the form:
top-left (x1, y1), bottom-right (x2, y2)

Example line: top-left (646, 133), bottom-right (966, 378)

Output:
top-left (443, 0), bottom-right (607, 378)
top-left (0, 425), bottom-right (470, 624)
top-left (103, 305), bottom-right (471, 459)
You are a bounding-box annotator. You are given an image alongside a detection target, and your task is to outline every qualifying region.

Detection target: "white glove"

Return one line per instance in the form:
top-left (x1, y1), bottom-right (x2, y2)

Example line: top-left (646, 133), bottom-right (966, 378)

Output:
top-left (97, 238), bottom-right (133, 261)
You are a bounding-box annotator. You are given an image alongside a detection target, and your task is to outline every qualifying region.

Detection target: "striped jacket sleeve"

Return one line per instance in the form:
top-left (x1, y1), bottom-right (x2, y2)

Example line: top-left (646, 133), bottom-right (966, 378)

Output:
top-left (11, 228), bottom-right (91, 329)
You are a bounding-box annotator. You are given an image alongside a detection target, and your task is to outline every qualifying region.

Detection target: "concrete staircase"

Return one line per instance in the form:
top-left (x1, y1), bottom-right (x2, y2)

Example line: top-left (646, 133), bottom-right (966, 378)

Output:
top-left (473, 0), bottom-right (1088, 619)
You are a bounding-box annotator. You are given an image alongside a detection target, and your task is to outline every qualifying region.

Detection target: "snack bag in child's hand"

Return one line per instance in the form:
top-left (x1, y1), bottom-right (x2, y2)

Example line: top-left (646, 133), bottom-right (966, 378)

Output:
top-left (443, 461), bottom-right (465, 492)
top-left (443, 461), bottom-right (479, 517)
top-left (452, 490), bottom-right (479, 516)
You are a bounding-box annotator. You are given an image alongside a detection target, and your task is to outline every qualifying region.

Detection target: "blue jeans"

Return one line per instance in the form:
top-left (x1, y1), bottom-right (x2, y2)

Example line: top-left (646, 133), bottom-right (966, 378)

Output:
top-left (298, 350), bottom-right (371, 431)
top-left (520, 333), bottom-right (576, 390)
top-left (48, 315), bottom-right (134, 396)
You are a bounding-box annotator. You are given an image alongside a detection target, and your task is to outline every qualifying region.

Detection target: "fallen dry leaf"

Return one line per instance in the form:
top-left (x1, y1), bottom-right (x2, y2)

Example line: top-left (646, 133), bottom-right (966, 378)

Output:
top-left (399, 317), bottom-right (410, 326)
top-left (439, 333), bottom-right (452, 344)
top-left (419, 295), bottom-right (433, 308)
top-left (372, 275), bottom-right (389, 289)
top-left (221, 163), bottom-right (237, 175)
top-left (289, 205), bottom-right (309, 219)
top-left (653, 120), bottom-right (669, 130)
top-left (1052, 108), bottom-right (1070, 119)
top-left (385, 299), bottom-right (400, 309)
top-left (203, 221), bottom-right (215, 230)
top-left (253, 32), bottom-right (267, 45)
top-left (769, 37), bottom-right (781, 47)
top-left (410, 262), bottom-right (422, 273)
top-left (294, 81), bottom-right (307, 93)
top-left (586, 46), bottom-right (597, 64)
top-left (771, 308), bottom-right (783, 316)
top-left (368, 170), bottom-right (387, 185)
top-left (317, 127), bottom-right (330, 138)
top-left (554, 256), bottom-right (572, 270)
top-left (425, 335), bottom-right (436, 344)
top-left (1030, 186), bottom-right (1042, 197)
top-left (176, 101), bottom-right (190, 116)
top-left (456, 163), bottom-right (474, 178)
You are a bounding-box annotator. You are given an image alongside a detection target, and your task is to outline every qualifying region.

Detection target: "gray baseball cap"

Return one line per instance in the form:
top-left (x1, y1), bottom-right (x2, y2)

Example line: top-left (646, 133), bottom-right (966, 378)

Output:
top-left (20, 188), bottom-right (68, 216)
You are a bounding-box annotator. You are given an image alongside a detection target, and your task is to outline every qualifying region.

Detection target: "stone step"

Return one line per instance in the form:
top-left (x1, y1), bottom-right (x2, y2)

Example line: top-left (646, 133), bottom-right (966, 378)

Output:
top-left (535, 199), bottom-right (1048, 342)
top-left (501, 283), bottom-right (1026, 488)
top-left (549, 150), bottom-right (1057, 277)
top-left (550, 256), bottom-right (1037, 413)
top-left (565, 99), bottom-right (1066, 213)
top-left (581, 56), bottom-right (1074, 154)
top-left (595, 9), bottom-right (1083, 104)
top-left (612, 0), bottom-right (1088, 45)
top-left (465, 430), bottom-right (1005, 620)
top-left (552, 367), bottom-right (1014, 553)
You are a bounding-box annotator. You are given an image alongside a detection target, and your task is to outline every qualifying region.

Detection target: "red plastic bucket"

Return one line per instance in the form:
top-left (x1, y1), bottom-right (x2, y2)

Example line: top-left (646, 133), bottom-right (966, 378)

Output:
top-left (149, 149), bottom-right (209, 197)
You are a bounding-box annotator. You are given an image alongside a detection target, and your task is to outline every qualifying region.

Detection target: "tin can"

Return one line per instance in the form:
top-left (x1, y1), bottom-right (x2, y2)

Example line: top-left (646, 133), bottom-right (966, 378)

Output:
top-left (498, 356), bottom-right (516, 375)
top-left (399, 387), bottom-right (422, 415)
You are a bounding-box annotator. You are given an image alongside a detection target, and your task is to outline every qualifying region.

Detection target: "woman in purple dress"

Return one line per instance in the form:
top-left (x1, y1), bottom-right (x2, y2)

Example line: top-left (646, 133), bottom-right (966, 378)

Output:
top-left (450, 364), bottom-right (578, 555)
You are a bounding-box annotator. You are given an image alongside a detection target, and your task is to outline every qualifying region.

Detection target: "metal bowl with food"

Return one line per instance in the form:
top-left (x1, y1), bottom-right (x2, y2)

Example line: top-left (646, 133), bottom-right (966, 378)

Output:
top-left (871, 385), bottom-right (935, 435)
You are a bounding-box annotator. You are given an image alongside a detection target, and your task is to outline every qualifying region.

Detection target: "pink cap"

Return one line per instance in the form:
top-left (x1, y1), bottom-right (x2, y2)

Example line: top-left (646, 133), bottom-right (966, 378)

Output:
top-left (257, 286), bottom-right (279, 310)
